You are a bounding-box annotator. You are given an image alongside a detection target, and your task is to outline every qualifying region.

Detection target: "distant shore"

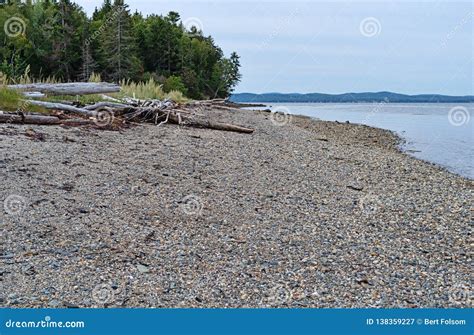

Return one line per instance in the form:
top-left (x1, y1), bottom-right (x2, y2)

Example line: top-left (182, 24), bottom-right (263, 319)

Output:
top-left (1, 107), bottom-right (471, 308)
top-left (231, 92), bottom-right (474, 103)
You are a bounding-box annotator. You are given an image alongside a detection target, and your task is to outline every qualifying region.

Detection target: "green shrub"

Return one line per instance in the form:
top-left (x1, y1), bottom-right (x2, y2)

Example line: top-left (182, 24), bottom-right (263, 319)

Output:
top-left (163, 75), bottom-right (187, 95)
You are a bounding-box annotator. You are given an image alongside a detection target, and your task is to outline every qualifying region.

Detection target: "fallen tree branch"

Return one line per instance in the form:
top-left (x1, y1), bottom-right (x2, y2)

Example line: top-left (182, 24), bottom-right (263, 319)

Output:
top-left (83, 102), bottom-right (130, 111)
top-left (21, 92), bottom-right (46, 98)
top-left (0, 113), bottom-right (95, 126)
top-left (189, 119), bottom-right (254, 133)
top-left (25, 100), bottom-right (97, 117)
top-left (9, 82), bottom-right (120, 96)
top-left (0, 113), bottom-right (60, 125)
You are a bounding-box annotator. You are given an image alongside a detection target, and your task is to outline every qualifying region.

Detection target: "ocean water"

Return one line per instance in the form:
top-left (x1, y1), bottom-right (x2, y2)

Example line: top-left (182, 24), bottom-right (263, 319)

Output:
top-left (252, 103), bottom-right (473, 179)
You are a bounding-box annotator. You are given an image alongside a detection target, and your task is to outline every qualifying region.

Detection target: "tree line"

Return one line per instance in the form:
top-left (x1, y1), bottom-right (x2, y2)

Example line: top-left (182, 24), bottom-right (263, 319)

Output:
top-left (0, 0), bottom-right (242, 99)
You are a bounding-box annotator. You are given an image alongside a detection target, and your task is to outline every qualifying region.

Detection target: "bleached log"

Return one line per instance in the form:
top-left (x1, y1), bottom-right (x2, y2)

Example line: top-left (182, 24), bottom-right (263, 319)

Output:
top-left (84, 102), bottom-right (130, 111)
top-left (8, 82), bottom-right (120, 96)
top-left (25, 100), bottom-right (97, 117)
top-left (166, 113), bottom-right (254, 133)
top-left (194, 120), bottom-right (255, 133)
top-left (21, 91), bottom-right (46, 98)
top-left (0, 113), bottom-right (95, 126)
top-left (100, 94), bottom-right (122, 102)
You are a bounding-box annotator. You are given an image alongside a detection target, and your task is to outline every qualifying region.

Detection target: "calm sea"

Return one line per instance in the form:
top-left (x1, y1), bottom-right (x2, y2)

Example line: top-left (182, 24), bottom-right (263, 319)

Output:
top-left (251, 103), bottom-right (473, 179)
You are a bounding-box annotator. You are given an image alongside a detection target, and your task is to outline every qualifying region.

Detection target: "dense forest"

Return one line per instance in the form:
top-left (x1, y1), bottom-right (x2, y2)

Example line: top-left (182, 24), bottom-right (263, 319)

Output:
top-left (0, 0), bottom-right (242, 99)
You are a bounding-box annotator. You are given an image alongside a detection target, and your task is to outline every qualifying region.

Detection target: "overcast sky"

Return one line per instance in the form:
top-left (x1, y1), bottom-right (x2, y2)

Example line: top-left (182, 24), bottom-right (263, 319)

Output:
top-left (79, 0), bottom-right (473, 95)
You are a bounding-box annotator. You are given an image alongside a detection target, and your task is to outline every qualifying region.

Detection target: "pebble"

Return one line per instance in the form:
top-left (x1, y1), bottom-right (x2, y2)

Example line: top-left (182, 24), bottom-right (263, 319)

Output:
top-left (0, 109), bottom-right (471, 308)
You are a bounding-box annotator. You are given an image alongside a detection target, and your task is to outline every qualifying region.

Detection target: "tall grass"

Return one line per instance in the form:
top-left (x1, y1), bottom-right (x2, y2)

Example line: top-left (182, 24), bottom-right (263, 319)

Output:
top-left (0, 86), bottom-right (48, 114)
top-left (116, 79), bottom-right (189, 103)
top-left (16, 66), bottom-right (60, 85)
top-left (1, 69), bottom-right (189, 104)
top-left (88, 72), bottom-right (102, 83)
top-left (165, 90), bottom-right (188, 103)
top-left (118, 78), bottom-right (165, 100)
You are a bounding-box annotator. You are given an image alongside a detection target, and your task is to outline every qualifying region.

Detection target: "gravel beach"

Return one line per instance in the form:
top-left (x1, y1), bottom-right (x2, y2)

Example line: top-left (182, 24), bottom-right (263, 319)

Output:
top-left (0, 107), bottom-right (472, 308)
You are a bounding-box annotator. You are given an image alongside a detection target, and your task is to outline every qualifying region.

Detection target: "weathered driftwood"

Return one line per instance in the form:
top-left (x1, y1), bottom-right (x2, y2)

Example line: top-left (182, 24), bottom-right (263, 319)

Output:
top-left (9, 82), bottom-right (120, 96)
top-left (100, 94), bottom-right (122, 102)
top-left (0, 113), bottom-right (60, 125)
top-left (84, 102), bottom-right (130, 111)
top-left (21, 92), bottom-right (46, 98)
top-left (166, 112), bottom-right (254, 134)
top-left (6, 94), bottom-right (255, 133)
top-left (190, 119), bottom-right (254, 133)
top-left (0, 113), bottom-right (95, 126)
top-left (26, 100), bottom-right (97, 117)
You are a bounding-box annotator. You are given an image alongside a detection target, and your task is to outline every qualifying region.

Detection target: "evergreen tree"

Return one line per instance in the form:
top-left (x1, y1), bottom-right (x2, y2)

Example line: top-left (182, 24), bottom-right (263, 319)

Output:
top-left (0, 0), bottom-right (241, 98)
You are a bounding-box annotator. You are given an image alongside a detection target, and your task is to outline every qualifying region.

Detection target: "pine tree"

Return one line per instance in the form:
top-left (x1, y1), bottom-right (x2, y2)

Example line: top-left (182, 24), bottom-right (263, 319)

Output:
top-left (100, 0), bottom-right (140, 81)
top-left (0, 0), bottom-right (241, 97)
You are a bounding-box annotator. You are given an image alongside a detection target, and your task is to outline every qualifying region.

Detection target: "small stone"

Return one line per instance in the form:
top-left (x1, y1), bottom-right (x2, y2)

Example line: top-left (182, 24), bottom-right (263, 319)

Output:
top-left (137, 264), bottom-right (150, 273)
top-left (48, 299), bottom-right (62, 308)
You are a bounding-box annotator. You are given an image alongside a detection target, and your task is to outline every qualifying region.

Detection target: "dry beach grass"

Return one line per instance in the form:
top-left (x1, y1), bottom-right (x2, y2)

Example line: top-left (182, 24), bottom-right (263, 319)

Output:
top-left (0, 107), bottom-right (472, 308)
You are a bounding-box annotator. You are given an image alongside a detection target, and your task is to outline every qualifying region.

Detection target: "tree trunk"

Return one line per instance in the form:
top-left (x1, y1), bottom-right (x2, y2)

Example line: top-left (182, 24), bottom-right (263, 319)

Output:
top-left (25, 100), bottom-right (97, 117)
top-left (8, 83), bottom-right (120, 96)
top-left (0, 114), bottom-right (60, 125)
top-left (0, 113), bottom-right (94, 126)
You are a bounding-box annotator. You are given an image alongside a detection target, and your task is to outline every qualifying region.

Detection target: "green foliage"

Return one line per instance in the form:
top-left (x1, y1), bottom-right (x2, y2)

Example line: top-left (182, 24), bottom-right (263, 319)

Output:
top-left (0, 86), bottom-right (23, 111)
top-left (0, 86), bottom-right (47, 113)
top-left (0, 1), bottom-right (242, 99)
top-left (45, 94), bottom-right (105, 105)
top-left (163, 75), bottom-right (187, 94)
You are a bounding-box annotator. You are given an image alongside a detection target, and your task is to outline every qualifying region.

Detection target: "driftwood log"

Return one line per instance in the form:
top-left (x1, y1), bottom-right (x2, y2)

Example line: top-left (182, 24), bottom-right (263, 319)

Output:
top-left (166, 112), bottom-right (254, 134)
top-left (8, 82), bottom-right (120, 96)
top-left (21, 92), bottom-right (46, 98)
top-left (0, 113), bottom-right (60, 125)
top-left (26, 100), bottom-right (97, 117)
top-left (2, 88), bottom-right (255, 133)
top-left (0, 113), bottom-right (93, 126)
top-left (186, 119), bottom-right (254, 133)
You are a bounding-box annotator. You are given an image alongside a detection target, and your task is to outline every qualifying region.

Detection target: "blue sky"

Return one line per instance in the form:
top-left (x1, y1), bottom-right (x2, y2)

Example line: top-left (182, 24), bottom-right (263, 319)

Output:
top-left (80, 1), bottom-right (473, 95)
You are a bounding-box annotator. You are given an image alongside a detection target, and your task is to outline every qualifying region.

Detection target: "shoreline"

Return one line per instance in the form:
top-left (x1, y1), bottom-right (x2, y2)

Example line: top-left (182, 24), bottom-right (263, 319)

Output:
top-left (1, 107), bottom-right (471, 308)
top-left (248, 103), bottom-right (474, 181)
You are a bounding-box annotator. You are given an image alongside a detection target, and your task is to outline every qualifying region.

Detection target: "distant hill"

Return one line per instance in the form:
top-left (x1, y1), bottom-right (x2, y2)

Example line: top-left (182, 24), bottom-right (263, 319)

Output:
top-left (230, 91), bottom-right (474, 103)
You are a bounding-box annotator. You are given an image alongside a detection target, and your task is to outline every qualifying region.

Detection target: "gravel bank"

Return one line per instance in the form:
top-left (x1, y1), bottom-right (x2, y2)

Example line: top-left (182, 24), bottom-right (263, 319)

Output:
top-left (0, 108), bottom-right (472, 308)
